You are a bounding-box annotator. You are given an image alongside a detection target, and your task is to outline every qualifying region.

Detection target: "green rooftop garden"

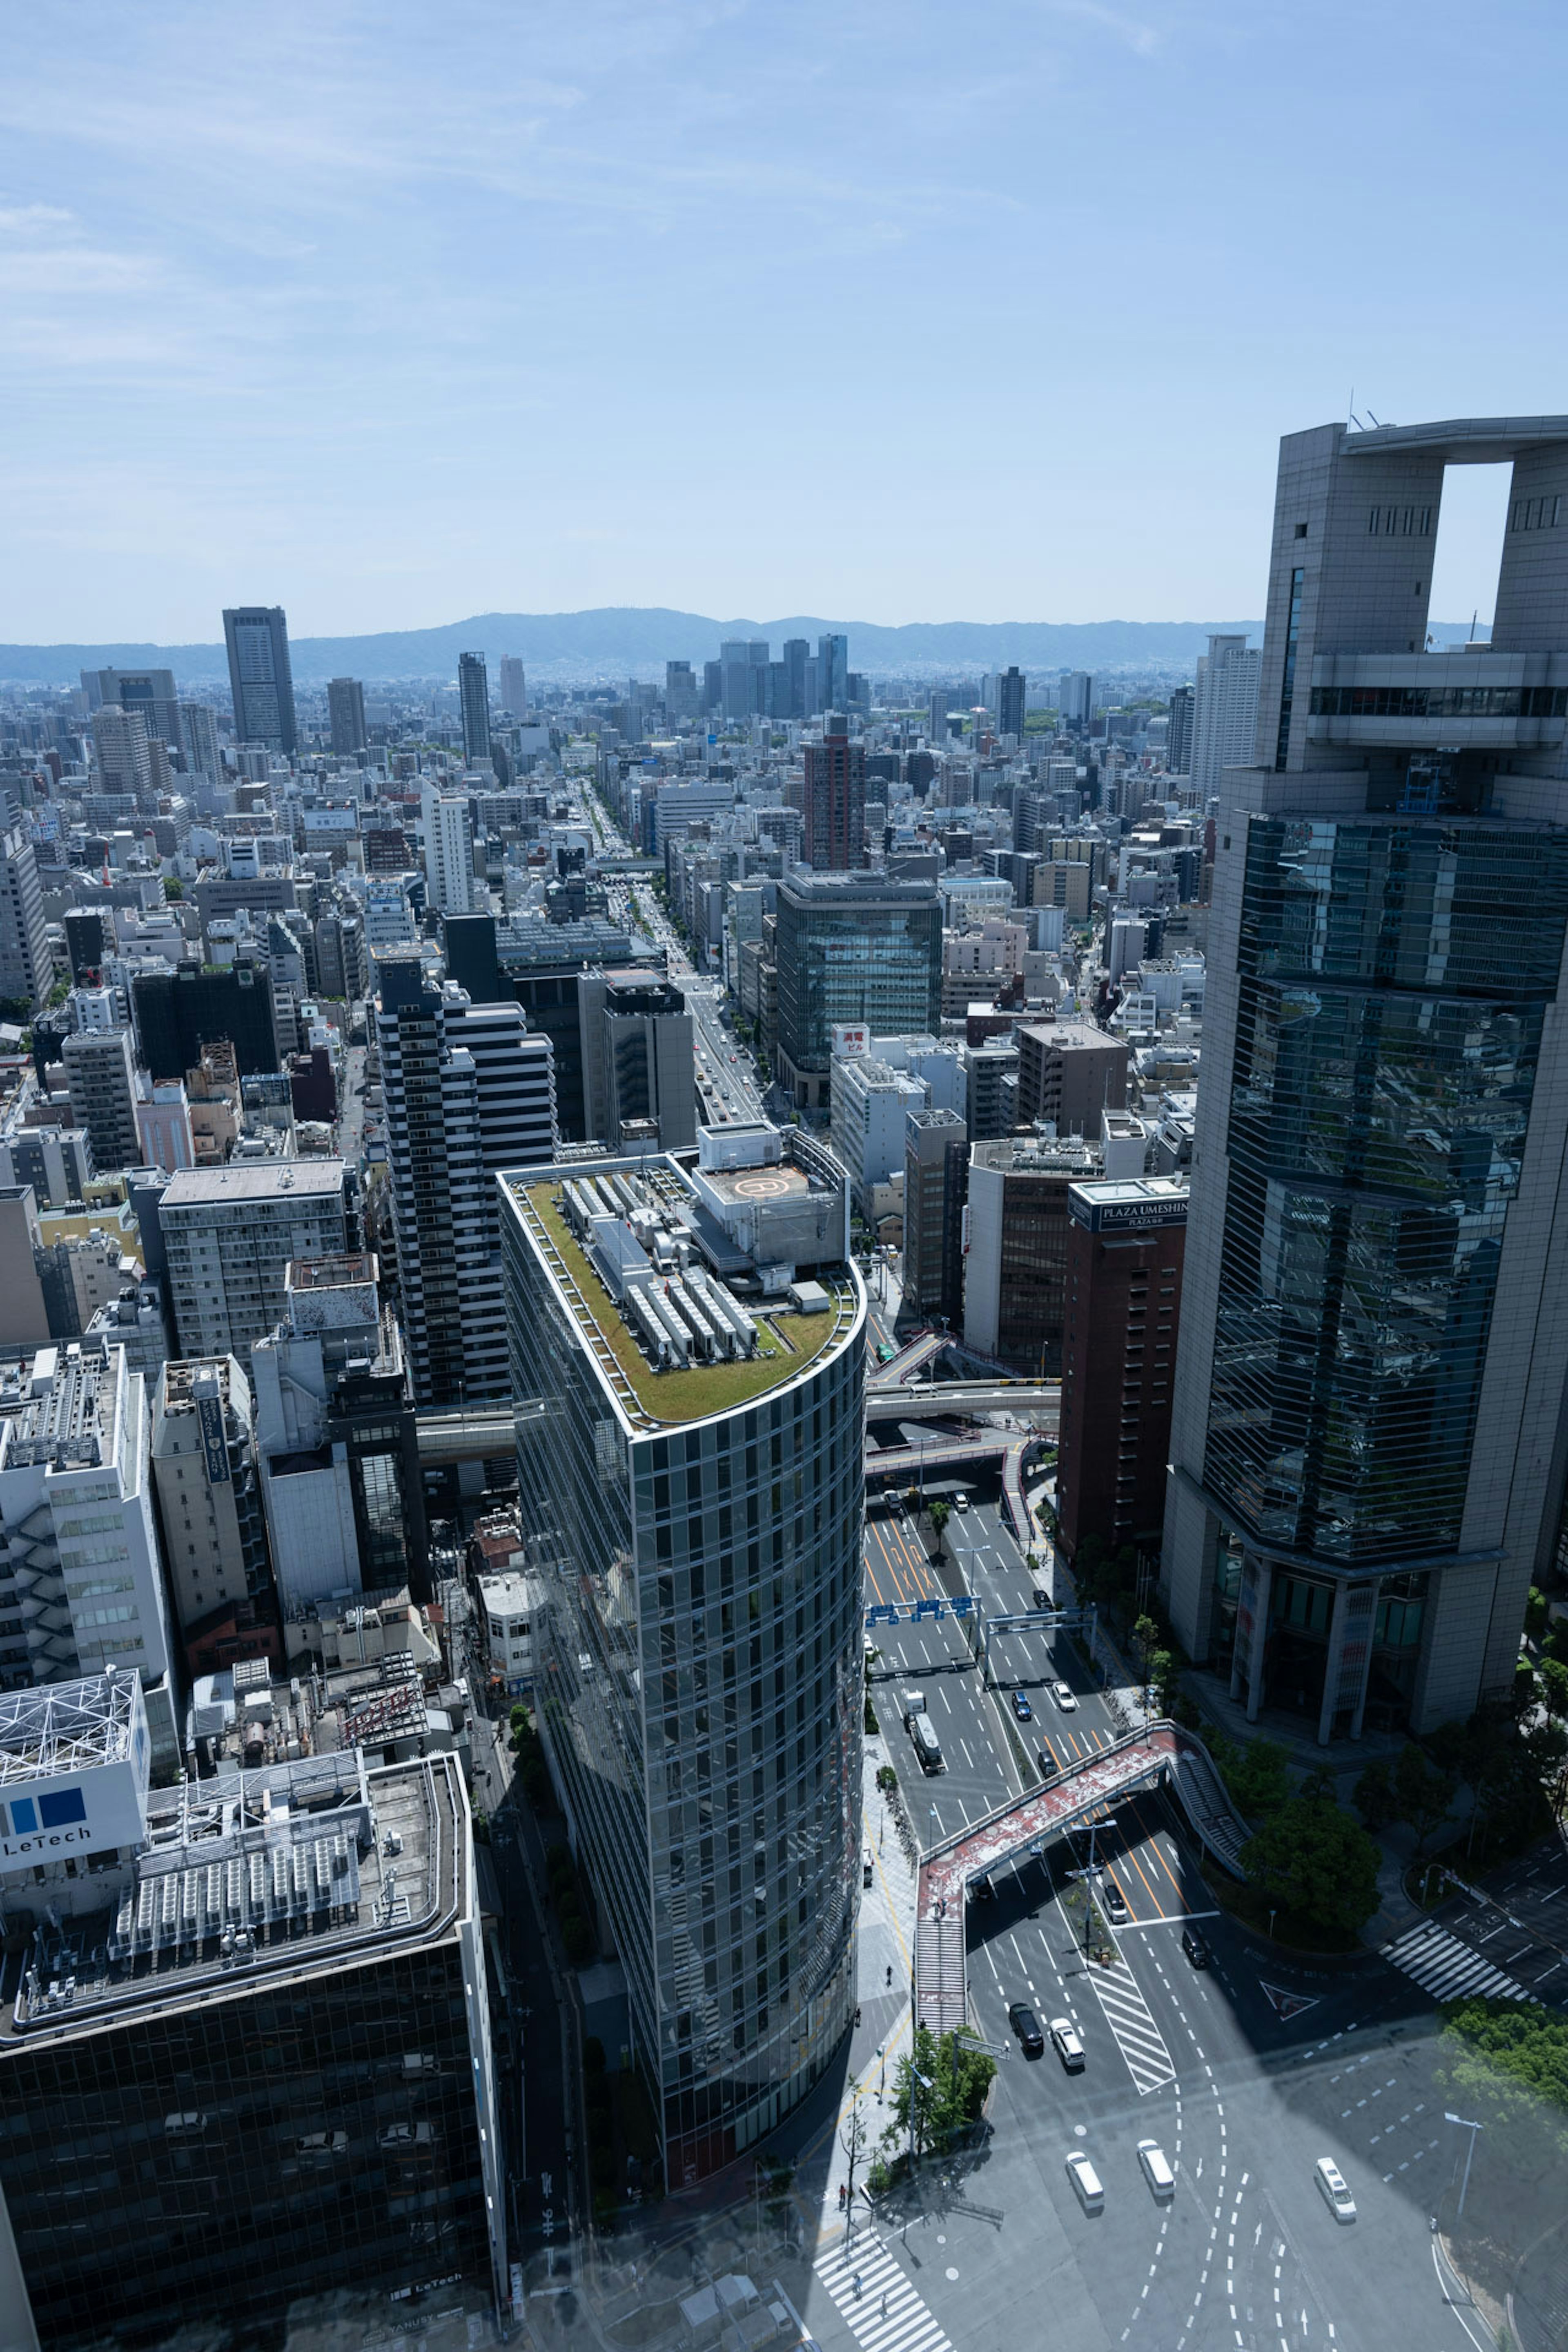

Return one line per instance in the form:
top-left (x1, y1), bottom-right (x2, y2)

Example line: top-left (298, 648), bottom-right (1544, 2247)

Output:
top-left (525, 1184), bottom-right (842, 1424)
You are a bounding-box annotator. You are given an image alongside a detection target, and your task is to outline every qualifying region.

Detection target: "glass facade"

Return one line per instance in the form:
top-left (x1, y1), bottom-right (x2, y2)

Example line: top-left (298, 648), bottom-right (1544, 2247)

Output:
top-left (775, 880), bottom-right (942, 1072)
top-left (503, 1198), bottom-right (864, 2185)
top-left (0, 1941), bottom-right (490, 2351)
top-left (1204, 815), bottom-right (1568, 1569)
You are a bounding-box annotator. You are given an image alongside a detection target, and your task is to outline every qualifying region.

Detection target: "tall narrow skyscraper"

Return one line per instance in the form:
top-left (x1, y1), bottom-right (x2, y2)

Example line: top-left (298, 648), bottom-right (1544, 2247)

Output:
top-left (458, 650), bottom-right (491, 767)
top-left (1058, 670), bottom-right (1095, 730)
top-left (996, 665), bottom-right (1026, 739)
top-left (222, 606), bottom-right (297, 754)
top-left (802, 713), bottom-right (866, 871)
top-left (326, 675), bottom-right (367, 755)
top-left (1165, 681), bottom-right (1196, 776)
top-left (1187, 633), bottom-right (1261, 802)
top-left (499, 655), bottom-right (527, 716)
top-left (377, 960), bottom-right (556, 1405)
top-left (817, 632), bottom-right (849, 713)
top-left (1165, 414), bottom-right (1568, 1745)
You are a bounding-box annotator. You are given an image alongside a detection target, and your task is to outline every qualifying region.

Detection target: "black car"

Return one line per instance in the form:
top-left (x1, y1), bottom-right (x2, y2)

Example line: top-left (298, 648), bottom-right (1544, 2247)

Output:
top-left (969, 1872), bottom-right (996, 1903)
top-left (1182, 1926), bottom-right (1212, 1969)
top-left (1031, 1588), bottom-right (1050, 1611)
top-left (1008, 2001), bottom-right (1045, 2056)
top-left (1102, 1877), bottom-right (1128, 1924)
top-left (1036, 1741), bottom-right (1057, 1780)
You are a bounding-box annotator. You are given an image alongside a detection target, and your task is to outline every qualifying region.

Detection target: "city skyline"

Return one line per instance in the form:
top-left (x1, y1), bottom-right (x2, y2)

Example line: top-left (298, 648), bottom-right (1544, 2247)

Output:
top-left (3, 3), bottom-right (1562, 639)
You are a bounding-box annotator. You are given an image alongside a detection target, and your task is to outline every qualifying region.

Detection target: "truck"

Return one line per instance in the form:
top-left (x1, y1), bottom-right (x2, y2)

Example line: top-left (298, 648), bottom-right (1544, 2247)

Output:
top-left (911, 1714), bottom-right (943, 1773)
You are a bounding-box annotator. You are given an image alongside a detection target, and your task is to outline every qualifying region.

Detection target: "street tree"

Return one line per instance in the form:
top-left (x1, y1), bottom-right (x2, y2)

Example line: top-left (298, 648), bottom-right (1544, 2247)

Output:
top-left (1392, 1742), bottom-right (1459, 1856)
top-left (1240, 1794), bottom-right (1382, 1939)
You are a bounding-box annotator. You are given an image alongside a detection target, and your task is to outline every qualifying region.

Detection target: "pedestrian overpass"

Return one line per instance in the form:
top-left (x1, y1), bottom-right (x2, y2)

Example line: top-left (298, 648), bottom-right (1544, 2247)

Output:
top-left (910, 1721), bottom-right (1252, 2036)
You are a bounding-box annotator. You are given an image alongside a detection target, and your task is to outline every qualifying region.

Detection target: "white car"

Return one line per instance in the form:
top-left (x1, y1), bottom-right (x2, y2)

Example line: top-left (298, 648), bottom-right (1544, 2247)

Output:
top-left (1052, 1682), bottom-right (1078, 1712)
top-left (1065, 2150), bottom-right (1104, 2212)
top-left (1314, 2157), bottom-right (1356, 2221)
top-left (1049, 2018), bottom-right (1084, 2071)
top-left (1138, 2140), bottom-right (1176, 2199)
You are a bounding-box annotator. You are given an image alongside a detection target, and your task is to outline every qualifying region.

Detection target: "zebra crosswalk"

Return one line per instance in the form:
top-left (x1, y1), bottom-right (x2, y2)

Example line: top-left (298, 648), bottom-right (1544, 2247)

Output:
top-left (814, 2232), bottom-right (953, 2352)
top-left (1381, 1920), bottom-right (1535, 2006)
top-left (1088, 1951), bottom-right (1177, 2094)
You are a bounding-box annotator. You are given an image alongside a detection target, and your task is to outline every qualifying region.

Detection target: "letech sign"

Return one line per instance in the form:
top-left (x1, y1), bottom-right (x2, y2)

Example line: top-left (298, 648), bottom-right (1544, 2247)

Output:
top-left (0, 1786), bottom-right (89, 1857)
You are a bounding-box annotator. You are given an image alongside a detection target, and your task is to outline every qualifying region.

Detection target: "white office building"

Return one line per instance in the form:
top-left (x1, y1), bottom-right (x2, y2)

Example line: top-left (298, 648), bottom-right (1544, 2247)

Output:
top-left (421, 788), bottom-right (478, 917)
top-left (0, 1345), bottom-right (177, 1762)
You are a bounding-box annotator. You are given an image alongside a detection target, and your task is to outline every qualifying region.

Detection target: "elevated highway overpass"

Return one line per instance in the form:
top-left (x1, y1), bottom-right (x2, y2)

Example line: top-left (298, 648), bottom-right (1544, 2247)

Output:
top-left (867, 1379), bottom-right (1060, 1417)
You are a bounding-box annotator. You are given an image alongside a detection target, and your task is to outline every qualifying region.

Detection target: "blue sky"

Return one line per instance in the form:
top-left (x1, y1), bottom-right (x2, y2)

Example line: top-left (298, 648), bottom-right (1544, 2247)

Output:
top-left (2, 0), bottom-right (1563, 641)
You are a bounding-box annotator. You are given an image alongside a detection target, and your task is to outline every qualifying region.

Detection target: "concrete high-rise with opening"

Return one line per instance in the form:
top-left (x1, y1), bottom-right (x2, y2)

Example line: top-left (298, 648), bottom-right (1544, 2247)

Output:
top-left (1165, 414), bottom-right (1568, 1742)
top-left (501, 1123), bottom-right (863, 2183)
top-left (222, 606), bottom-right (297, 754)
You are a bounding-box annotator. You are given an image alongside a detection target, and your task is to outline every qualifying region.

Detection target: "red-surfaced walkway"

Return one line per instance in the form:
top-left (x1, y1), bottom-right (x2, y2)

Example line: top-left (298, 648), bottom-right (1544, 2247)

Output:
top-left (912, 1720), bottom-right (1250, 2034)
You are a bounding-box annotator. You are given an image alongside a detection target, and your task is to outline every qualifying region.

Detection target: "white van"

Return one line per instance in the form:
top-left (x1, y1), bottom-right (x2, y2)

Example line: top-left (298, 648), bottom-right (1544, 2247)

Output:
top-left (1065, 2150), bottom-right (1104, 2212)
top-left (1137, 2140), bottom-right (1175, 2199)
top-left (1314, 2157), bottom-right (1356, 2222)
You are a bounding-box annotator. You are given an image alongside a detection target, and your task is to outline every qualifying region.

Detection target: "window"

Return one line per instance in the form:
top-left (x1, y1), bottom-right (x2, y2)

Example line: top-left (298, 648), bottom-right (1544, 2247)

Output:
top-left (1368, 505), bottom-right (1433, 536)
top-left (1294, 522), bottom-right (1307, 539)
top-left (1511, 494), bottom-right (1563, 531)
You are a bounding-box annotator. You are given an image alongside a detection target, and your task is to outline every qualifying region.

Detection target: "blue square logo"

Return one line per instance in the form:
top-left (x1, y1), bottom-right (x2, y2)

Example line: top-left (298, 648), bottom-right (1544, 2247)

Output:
top-left (39, 1789), bottom-right (85, 1830)
top-left (7, 1800), bottom-right (36, 1835)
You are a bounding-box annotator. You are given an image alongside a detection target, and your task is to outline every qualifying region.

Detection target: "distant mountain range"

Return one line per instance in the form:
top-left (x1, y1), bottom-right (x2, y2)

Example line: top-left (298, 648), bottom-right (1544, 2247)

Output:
top-left (0, 607), bottom-right (1481, 687)
top-left (0, 609), bottom-right (1273, 687)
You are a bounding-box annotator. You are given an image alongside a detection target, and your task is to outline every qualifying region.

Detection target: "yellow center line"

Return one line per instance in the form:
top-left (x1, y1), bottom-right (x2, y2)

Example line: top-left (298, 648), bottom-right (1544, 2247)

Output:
top-left (1123, 1788), bottom-right (1190, 1905)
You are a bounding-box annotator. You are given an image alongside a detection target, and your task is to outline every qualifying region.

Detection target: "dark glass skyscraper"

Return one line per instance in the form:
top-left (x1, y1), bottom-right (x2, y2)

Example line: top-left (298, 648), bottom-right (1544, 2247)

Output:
top-left (502, 1129), bottom-right (863, 2185)
top-left (1165, 414), bottom-right (1568, 1742)
top-left (222, 605), bottom-right (297, 754)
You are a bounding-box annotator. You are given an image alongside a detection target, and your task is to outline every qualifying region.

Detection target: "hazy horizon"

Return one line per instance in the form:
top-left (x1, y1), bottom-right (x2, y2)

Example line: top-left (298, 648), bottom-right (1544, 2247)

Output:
top-left (4, 2), bottom-right (1560, 644)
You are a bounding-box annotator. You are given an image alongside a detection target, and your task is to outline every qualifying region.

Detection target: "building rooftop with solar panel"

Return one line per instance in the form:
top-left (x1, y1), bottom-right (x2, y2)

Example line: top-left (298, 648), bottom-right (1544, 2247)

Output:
top-left (501, 1118), bottom-right (858, 1430)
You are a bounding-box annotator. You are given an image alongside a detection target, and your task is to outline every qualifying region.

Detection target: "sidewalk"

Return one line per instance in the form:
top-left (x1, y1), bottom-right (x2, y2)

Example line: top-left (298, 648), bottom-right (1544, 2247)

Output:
top-left (790, 1730), bottom-right (922, 2248)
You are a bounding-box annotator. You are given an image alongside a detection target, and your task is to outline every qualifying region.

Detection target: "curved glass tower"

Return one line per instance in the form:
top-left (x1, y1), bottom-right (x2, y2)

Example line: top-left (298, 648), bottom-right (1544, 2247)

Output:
top-left (500, 1128), bottom-right (864, 2183)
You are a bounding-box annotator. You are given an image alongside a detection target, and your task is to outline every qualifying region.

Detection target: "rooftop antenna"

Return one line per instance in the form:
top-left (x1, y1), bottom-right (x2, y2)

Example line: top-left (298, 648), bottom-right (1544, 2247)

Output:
top-left (1365, 410), bottom-right (1381, 427)
top-left (1470, 607), bottom-right (1480, 644)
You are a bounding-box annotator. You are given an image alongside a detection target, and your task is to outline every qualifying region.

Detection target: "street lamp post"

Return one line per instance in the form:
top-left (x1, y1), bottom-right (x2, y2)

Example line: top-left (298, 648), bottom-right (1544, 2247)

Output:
top-left (1444, 2112), bottom-right (1483, 2223)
